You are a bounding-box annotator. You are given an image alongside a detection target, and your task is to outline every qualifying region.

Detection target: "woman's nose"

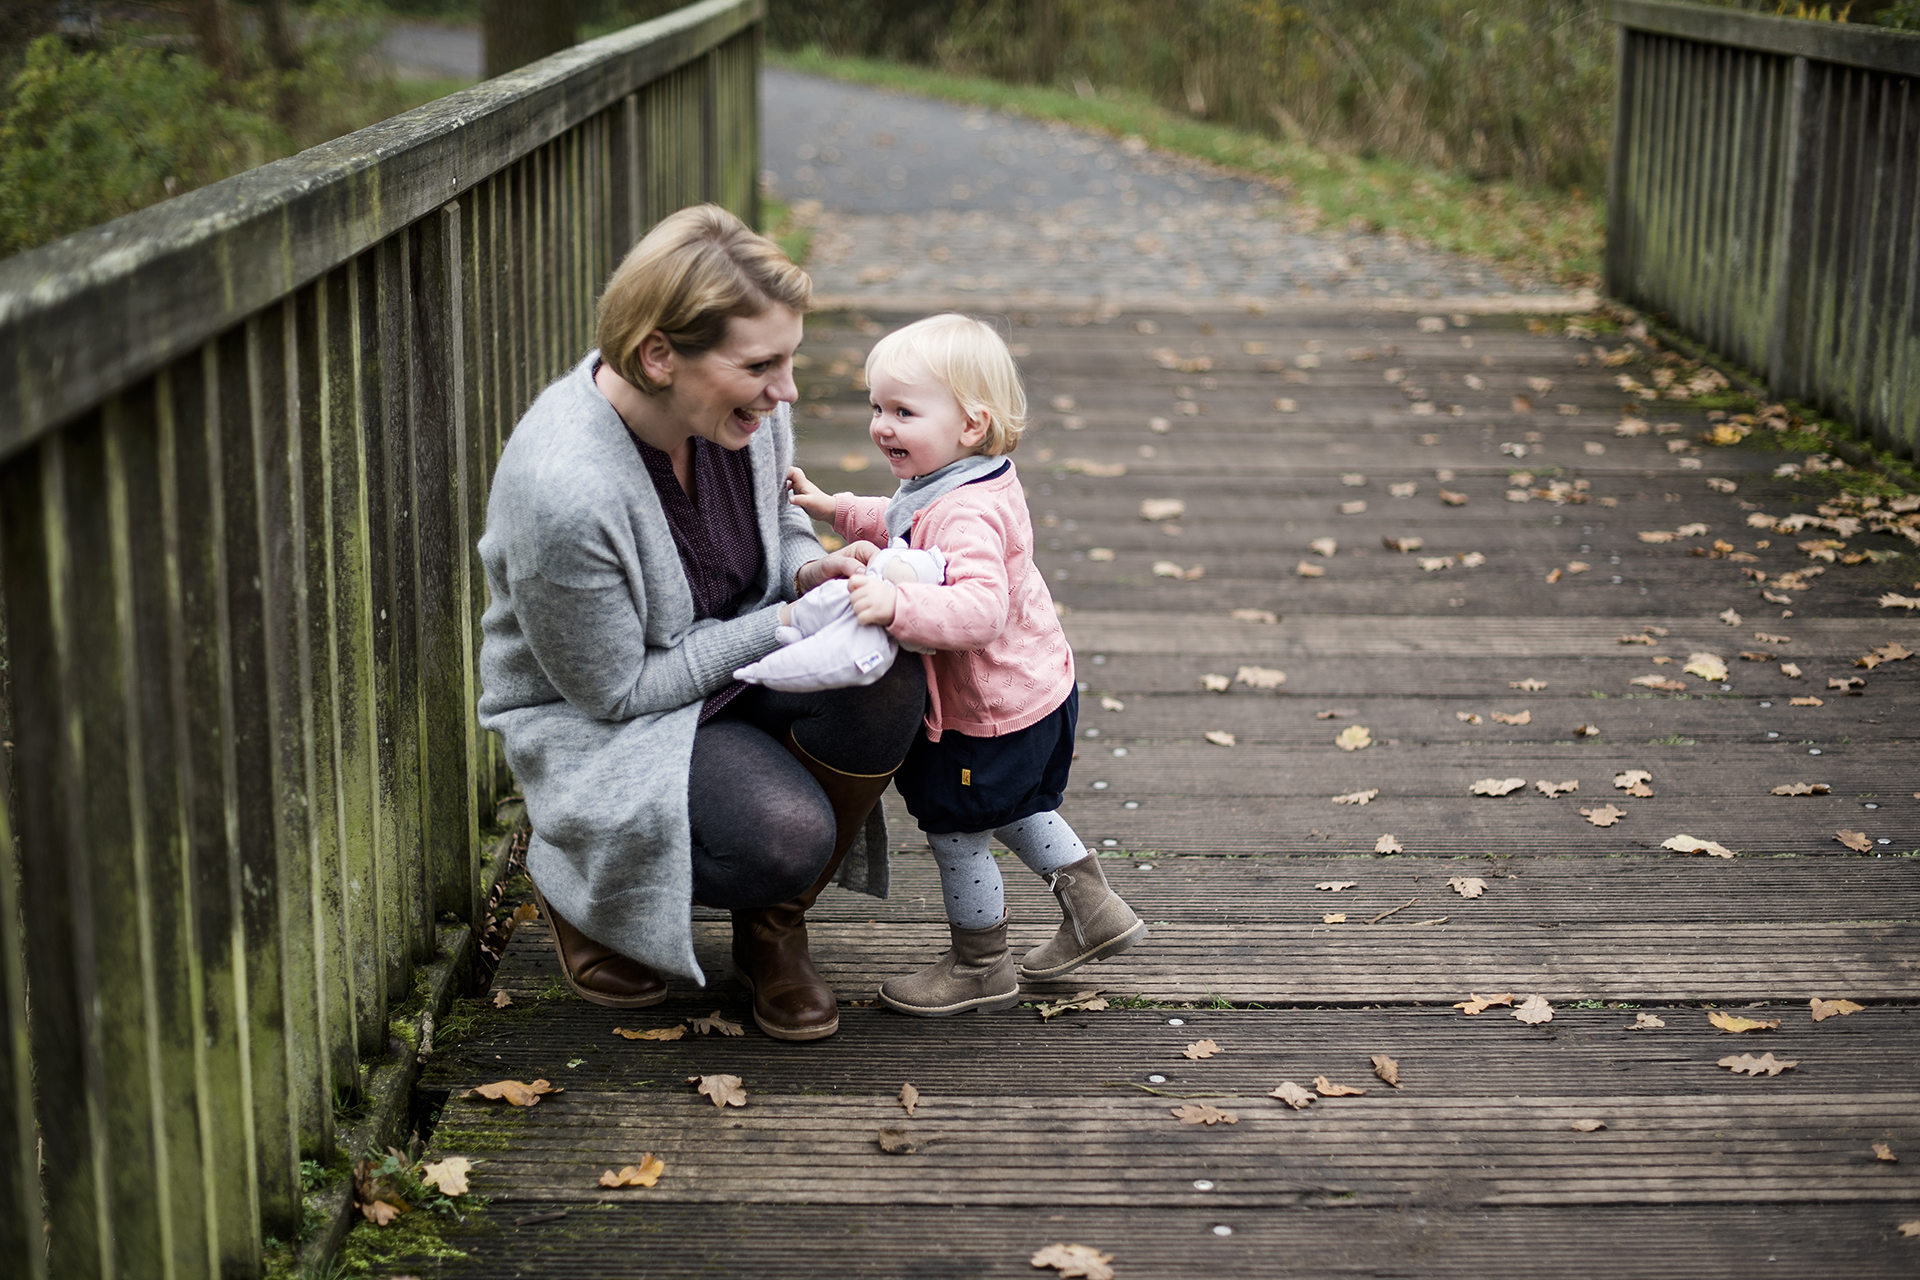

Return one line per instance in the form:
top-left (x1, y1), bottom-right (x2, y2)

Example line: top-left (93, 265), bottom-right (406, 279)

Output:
top-left (771, 365), bottom-right (798, 404)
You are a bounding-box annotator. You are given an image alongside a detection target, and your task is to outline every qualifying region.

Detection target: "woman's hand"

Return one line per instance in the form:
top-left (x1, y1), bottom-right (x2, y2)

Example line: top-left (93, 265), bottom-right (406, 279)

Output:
top-left (847, 573), bottom-right (899, 627)
top-left (785, 466), bottom-right (837, 520)
top-left (794, 541), bottom-right (878, 596)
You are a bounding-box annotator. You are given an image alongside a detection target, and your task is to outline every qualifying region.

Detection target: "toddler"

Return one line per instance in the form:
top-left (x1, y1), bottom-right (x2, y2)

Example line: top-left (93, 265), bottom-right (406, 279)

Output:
top-left (787, 313), bottom-right (1146, 1016)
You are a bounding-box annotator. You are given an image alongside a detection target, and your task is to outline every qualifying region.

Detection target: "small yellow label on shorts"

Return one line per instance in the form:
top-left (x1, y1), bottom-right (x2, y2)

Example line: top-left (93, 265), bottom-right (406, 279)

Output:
top-left (960, 767), bottom-right (972, 786)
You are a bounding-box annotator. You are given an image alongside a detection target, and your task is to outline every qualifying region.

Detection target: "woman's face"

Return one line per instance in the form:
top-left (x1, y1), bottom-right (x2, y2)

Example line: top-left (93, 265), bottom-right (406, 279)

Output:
top-left (654, 305), bottom-right (804, 449)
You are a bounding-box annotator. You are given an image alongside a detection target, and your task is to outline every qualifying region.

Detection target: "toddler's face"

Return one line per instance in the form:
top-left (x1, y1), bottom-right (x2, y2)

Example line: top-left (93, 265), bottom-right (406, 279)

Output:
top-left (867, 360), bottom-right (988, 480)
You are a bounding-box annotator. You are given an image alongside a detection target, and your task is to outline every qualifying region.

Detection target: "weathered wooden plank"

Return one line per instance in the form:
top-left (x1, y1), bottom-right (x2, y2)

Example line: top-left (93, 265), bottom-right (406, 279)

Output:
top-left (0, 0), bottom-right (765, 456)
top-left (1613, 0), bottom-right (1920, 78)
top-left (0, 772), bottom-right (43, 1280)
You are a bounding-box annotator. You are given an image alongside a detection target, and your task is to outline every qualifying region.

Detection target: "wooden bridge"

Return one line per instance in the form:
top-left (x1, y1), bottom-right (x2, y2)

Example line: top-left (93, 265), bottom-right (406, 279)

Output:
top-left (0, 1), bottom-right (1916, 1276)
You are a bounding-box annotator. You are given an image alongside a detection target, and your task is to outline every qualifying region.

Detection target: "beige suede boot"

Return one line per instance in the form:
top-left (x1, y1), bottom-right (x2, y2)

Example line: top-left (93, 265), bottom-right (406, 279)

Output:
top-left (1018, 854), bottom-right (1148, 981)
top-left (878, 919), bottom-right (1022, 1017)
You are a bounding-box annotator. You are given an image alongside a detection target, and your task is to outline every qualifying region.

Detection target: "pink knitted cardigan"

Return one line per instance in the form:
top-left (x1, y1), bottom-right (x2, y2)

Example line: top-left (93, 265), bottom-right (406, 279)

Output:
top-left (832, 463), bottom-right (1075, 742)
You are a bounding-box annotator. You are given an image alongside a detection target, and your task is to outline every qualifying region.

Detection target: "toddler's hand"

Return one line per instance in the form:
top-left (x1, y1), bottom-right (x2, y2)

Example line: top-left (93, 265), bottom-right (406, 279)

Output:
top-left (785, 466), bottom-right (836, 520)
top-left (846, 573), bottom-right (899, 627)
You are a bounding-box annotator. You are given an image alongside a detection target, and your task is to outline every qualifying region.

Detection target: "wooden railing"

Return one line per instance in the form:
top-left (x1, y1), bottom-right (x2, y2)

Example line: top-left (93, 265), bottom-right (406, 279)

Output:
top-left (1608, 0), bottom-right (1920, 459)
top-left (0, 1), bottom-right (762, 1273)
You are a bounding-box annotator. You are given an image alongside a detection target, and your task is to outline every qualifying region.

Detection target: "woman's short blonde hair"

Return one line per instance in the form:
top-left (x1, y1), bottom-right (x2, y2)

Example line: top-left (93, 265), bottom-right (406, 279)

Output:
top-left (596, 204), bottom-right (811, 393)
top-left (865, 313), bottom-right (1028, 455)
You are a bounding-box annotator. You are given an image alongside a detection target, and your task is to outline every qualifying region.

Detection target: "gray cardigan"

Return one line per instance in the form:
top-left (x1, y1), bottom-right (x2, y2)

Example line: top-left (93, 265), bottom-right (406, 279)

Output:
top-left (477, 353), bottom-right (890, 984)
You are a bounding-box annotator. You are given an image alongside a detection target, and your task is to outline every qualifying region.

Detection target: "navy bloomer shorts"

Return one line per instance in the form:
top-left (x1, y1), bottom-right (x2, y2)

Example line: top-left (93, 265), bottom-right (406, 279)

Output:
top-left (894, 688), bottom-right (1079, 835)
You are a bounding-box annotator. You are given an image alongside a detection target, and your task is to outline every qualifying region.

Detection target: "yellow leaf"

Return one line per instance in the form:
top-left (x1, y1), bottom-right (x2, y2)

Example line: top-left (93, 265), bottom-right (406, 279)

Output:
top-left (614, 1025), bottom-right (685, 1041)
top-left (1031, 1242), bottom-right (1116, 1280)
top-left (1269, 1081), bottom-right (1315, 1109)
top-left (1708, 1011), bottom-right (1780, 1033)
top-left (1809, 997), bottom-right (1864, 1022)
top-left (899, 1083), bottom-right (919, 1117)
top-left (597, 1154), bottom-right (665, 1188)
top-left (420, 1156), bottom-right (471, 1197)
top-left (1371, 1054), bottom-right (1401, 1087)
top-left (511, 902), bottom-right (539, 924)
top-left (1334, 725), bottom-right (1372, 751)
top-left (1313, 1076), bottom-right (1367, 1097)
top-left (1873, 1142), bottom-right (1897, 1163)
top-left (1182, 1039), bottom-right (1221, 1060)
top-left (466, 1079), bottom-right (560, 1107)
top-left (1170, 1103), bottom-right (1236, 1125)
top-left (1684, 652), bottom-right (1729, 682)
top-left (1322, 913), bottom-right (1347, 924)
top-left (837, 451), bottom-right (870, 472)
top-left (359, 1199), bottom-right (401, 1226)
top-left (689, 1074), bottom-right (747, 1108)
top-left (1790, 696), bottom-right (1824, 706)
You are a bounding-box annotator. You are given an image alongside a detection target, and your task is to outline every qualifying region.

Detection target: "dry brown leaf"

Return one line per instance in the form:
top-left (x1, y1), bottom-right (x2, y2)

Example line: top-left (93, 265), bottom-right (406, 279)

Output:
top-left (1755, 630), bottom-right (1791, 643)
top-left (1718, 1052), bottom-right (1797, 1076)
top-left (1875, 641), bottom-right (1914, 661)
top-left (1375, 834), bottom-right (1404, 854)
top-left (1170, 1103), bottom-right (1237, 1125)
top-left (420, 1156), bottom-right (471, 1197)
top-left (1878, 593), bottom-right (1920, 609)
top-left (1617, 633), bottom-right (1657, 645)
top-left (1581, 804), bottom-right (1627, 827)
top-left (1574, 723), bottom-right (1600, 737)
top-left (1036, 991), bottom-right (1109, 1020)
top-left (1510, 678), bottom-right (1549, 691)
top-left (1099, 696), bottom-right (1125, 712)
top-left (1570, 1119), bottom-right (1607, 1132)
top-left (689, 1074), bottom-right (747, 1108)
top-left (1231, 608), bottom-right (1279, 624)
top-left (1470, 777), bottom-right (1527, 797)
top-left (1491, 710), bottom-right (1531, 726)
top-left (1828, 676), bottom-right (1867, 693)
top-left (1201, 673), bottom-right (1230, 692)
top-left (1340, 500), bottom-right (1367, 515)
top-left (1063, 459), bottom-right (1126, 478)
top-left (837, 451), bottom-right (871, 473)
top-left (876, 1128), bottom-right (917, 1155)
top-left (899, 1083), bottom-right (919, 1117)
top-left (1323, 913), bottom-right (1347, 923)
top-left (1335, 725), bottom-right (1372, 751)
top-left (1453, 992), bottom-right (1515, 1015)
top-left (1790, 696), bottom-right (1824, 706)
top-left (1297, 560), bottom-right (1327, 578)
top-left (1810, 997), bottom-right (1864, 1022)
top-left (1314, 1076), bottom-right (1368, 1097)
top-left (1309, 536), bottom-right (1339, 557)
top-left (1536, 780), bottom-right (1579, 798)
top-left (1835, 829), bottom-right (1874, 853)
top-left (466, 1079), bottom-right (561, 1107)
top-left (1770, 782), bottom-right (1830, 796)
top-left (1236, 665), bottom-right (1287, 689)
top-left (1031, 1242), bottom-right (1116, 1280)
top-left (1632, 1012), bottom-right (1666, 1029)
top-left (1512, 994), bottom-right (1554, 1025)
top-left (1315, 881), bottom-right (1357, 891)
top-left (1456, 712), bottom-right (1484, 724)
top-left (1630, 675), bottom-right (1688, 692)
top-left (1685, 653), bottom-right (1729, 682)
top-left (1270, 1081), bottom-right (1316, 1109)
top-left (1447, 876), bottom-right (1488, 899)
top-left (1614, 769), bottom-right (1654, 792)
top-left (1898, 1221), bottom-right (1920, 1238)
top-left (1383, 535), bottom-right (1426, 553)
top-left (1439, 488), bottom-right (1469, 505)
top-left (1182, 1039), bottom-right (1221, 1060)
top-left (1719, 609), bottom-right (1744, 627)
top-left (689, 1011), bottom-right (745, 1037)
top-left (614, 1025), bottom-right (685, 1042)
top-left (359, 1199), bottom-right (401, 1226)
top-left (493, 990), bottom-right (512, 1009)
top-left (1371, 1055), bottom-right (1401, 1087)
top-left (1331, 789), bottom-right (1378, 806)
top-left (1203, 730), bottom-right (1236, 747)
top-left (1638, 530), bottom-right (1677, 544)
top-left (1708, 1011), bottom-right (1780, 1033)
top-left (598, 1154), bottom-right (665, 1188)
top-left (1874, 1142), bottom-right (1897, 1163)
top-left (512, 902), bottom-right (539, 924)
top-left (1662, 834), bottom-right (1736, 858)
top-left (1780, 662), bottom-right (1803, 678)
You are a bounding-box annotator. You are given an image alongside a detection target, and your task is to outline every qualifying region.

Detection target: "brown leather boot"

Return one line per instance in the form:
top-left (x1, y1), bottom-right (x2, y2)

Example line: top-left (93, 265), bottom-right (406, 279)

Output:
top-left (530, 882), bottom-right (668, 1009)
top-left (732, 731), bottom-right (897, 1041)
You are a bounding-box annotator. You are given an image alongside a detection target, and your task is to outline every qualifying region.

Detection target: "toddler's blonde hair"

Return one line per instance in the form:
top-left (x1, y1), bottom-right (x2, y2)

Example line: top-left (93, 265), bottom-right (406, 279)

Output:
top-left (865, 313), bottom-right (1028, 455)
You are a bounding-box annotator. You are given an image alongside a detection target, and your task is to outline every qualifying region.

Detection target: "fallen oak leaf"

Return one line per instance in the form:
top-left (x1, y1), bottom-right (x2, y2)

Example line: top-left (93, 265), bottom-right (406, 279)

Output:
top-left (1685, 652), bottom-right (1729, 682)
top-left (1770, 782), bottom-right (1831, 796)
top-left (1490, 710), bottom-right (1531, 726)
top-left (465, 1079), bottom-right (561, 1107)
top-left (1371, 1055), bottom-right (1401, 1087)
top-left (689, 1074), bottom-right (747, 1108)
top-left (1031, 1242), bottom-right (1116, 1280)
top-left (1313, 1076), bottom-right (1368, 1096)
top-left (1718, 1052), bottom-right (1797, 1076)
top-left (1629, 675), bottom-right (1688, 692)
top-left (1296, 560), bottom-right (1326, 578)
top-left (875, 1128), bottom-right (917, 1155)
top-left (1456, 711), bottom-right (1483, 724)
top-left (1269, 1081), bottom-right (1316, 1110)
top-left (1719, 608), bottom-right (1743, 627)
top-left (899, 1083), bottom-right (919, 1117)
top-left (1036, 991), bottom-right (1109, 1020)
top-left (1512, 994), bottom-right (1554, 1025)
top-left (493, 990), bottom-right (513, 1009)
top-left (1314, 881), bottom-right (1357, 891)
top-left (1509, 678), bottom-right (1548, 691)
top-left (1323, 913), bottom-right (1347, 924)
top-left (511, 902), bottom-right (539, 924)
top-left (1335, 725), bottom-right (1373, 751)
top-left (1873, 1142), bottom-right (1897, 1163)
top-left (1581, 804), bottom-right (1629, 828)
top-left (1789, 696), bottom-right (1824, 706)
top-left (1447, 876), bottom-right (1488, 899)
top-left (1375, 834), bottom-right (1403, 854)
top-left (1231, 607), bottom-right (1279, 624)
top-left (359, 1200), bottom-right (401, 1226)
top-left (1754, 630), bottom-right (1791, 644)
top-left (614, 1025), bottom-right (685, 1041)
top-left (1780, 662), bottom-right (1803, 678)
top-left (1632, 1012), bottom-right (1666, 1029)
top-left (1182, 1039), bottom-right (1221, 1060)
top-left (1470, 777), bottom-right (1527, 796)
top-left (1810, 997), bottom-right (1864, 1022)
top-left (1614, 770), bottom-right (1653, 791)
top-left (1570, 1119), bottom-right (1607, 1132)
top-left (1201, 673), bottom-right (1230, 691)
top-left (1662, 834), bottom-right (1736, 858)
top-left (1835, 829), bottom-right (1874, 853)
top-left (1453, 992), bottom-right (1515, 1015)
top-left (1331, 789), bottom-right (1378, 805)
top-left (1170, 1103), bottom-right (1237, 1125)
top-left (597, 1154), bottom-right (665, 1188)
top-left (1535, 779), bottom-right (1579, 798)
top-left (1708, 1011), bottom-right (1780, 1033)
top-left (1204, 730), bottom-right (1236, 747)
top-left (1900, 1222), bottom-right (1920, 1238)
top-left (1235, 665), bottom-right (1286, 689)
top-left (420, 1156), bottom-right (471, 1197)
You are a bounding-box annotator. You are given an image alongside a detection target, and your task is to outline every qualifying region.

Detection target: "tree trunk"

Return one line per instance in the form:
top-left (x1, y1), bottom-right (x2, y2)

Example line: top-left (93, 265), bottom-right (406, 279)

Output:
top-left (483, 0), bottom-right (577, 80)
top-left (189, 0), bottom-right (243, 83)
top-left (261, 0), bottom-right (301, 72)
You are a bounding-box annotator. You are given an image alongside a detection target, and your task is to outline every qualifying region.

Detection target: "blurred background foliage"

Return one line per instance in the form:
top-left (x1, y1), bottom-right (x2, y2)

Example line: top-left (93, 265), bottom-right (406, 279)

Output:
top-left (4, 1), bottom-right (1919, 263)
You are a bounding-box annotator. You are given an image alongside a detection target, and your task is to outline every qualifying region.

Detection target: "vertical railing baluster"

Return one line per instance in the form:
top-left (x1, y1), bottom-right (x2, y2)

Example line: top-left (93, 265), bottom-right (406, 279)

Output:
top-left (0, 776), bottom-right (43, 1280)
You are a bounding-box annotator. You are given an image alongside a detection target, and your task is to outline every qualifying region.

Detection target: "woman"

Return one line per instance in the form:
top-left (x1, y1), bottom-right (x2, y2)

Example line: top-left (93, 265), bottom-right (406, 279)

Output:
top-left (477, 205), bottom-right (926, 1042)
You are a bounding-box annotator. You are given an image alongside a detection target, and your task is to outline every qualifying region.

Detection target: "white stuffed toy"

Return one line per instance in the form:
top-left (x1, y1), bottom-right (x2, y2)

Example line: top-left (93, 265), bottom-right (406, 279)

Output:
top-left (732, 544), bottom-right (947, 693)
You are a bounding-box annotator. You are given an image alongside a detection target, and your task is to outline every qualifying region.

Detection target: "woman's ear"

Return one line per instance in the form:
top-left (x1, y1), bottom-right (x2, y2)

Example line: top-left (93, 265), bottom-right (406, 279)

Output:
top-left (636, 329), bottom-right (676, 387)
top-left (961, 407), bottom-right (993, 450)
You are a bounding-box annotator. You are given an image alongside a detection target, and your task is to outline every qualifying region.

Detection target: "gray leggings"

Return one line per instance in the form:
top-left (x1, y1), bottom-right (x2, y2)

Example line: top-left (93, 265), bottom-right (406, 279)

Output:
top-left (686, 657), bottom-right (926, 909)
